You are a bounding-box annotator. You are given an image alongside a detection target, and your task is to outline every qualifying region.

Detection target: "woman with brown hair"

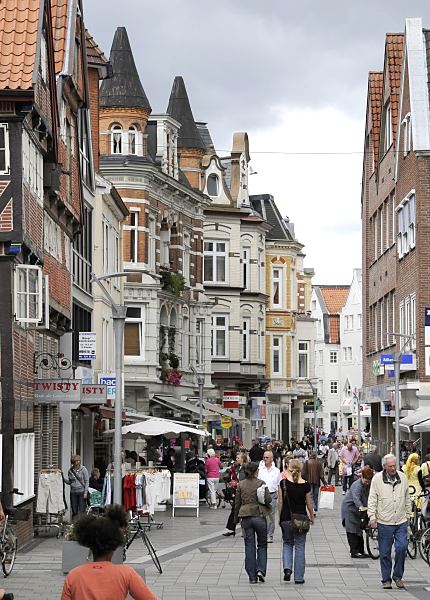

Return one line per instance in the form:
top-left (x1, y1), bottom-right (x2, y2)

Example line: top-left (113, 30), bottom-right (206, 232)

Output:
top-left (278, 458), bottom-right (314, 584)
top-left (223, 451), bottom-right (249, 536)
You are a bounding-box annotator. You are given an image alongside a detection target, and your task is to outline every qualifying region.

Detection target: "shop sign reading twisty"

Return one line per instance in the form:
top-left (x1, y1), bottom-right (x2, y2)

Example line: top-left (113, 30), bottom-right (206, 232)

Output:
top-left (33, 380), bottom-right (107, 404)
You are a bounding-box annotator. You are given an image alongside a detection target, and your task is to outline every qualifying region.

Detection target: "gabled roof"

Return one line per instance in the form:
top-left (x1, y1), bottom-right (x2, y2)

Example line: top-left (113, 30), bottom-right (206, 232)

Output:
top-left (196, 122), bottom-right (215, 152)
top-left (0, 0), bottom-right (41, 91)
top-left (167, 76), bottom-right (205, 151)
top-left (85, 30), bottom-right (108, 67)
top-left (385, 33), bottom-right (404, 147)
top-left (319, 286), bottom-right (349, 314)
top-left (250, 194), bottom-right (294, 241)
top-left (368, 71), bottom-right (383, 170)
top-left (100, 27), bottom-right (151, 111)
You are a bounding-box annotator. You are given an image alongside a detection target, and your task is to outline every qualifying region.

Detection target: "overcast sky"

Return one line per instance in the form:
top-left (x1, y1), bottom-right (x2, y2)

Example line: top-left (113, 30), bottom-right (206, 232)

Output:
top-left (85, 1), bottom-right (430, 284)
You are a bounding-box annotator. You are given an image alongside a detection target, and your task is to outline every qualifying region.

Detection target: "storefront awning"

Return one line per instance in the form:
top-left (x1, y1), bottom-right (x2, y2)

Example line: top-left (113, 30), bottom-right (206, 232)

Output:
top-left (413, 419), bottom-right (430, 433)
top-left (398, 406), bottom-right (430, 433)
top-left (152, 395), bottom-right (214, 420)
top-left (201, 400), bottom-right (249, 424)
top-left (341, 398), bottom-right (353, 414)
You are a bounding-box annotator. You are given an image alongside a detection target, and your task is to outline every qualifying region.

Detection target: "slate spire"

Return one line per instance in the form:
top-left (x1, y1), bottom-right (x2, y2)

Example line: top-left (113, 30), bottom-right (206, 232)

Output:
top-left (167, 76), bottom-right (205, 150)
top-left (100, 27), bottom-right (151, 111)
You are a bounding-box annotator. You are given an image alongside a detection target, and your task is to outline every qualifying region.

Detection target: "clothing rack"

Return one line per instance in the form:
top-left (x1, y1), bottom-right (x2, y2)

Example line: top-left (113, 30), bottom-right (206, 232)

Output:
top-left (35, 465), bottom-right (65, 538)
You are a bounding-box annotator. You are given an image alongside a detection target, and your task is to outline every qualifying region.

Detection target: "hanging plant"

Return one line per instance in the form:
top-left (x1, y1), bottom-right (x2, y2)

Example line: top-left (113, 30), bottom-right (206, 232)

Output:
top-left (169, 353), bottom-right (180, 369)
top-left (160, 270), bottom-right (185, 297)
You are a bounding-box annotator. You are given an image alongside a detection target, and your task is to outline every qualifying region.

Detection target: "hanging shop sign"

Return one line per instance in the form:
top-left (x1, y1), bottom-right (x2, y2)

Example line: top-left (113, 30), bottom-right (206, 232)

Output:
top-left (223, 391), bottom-right (240, 409)
top-left (98, 373), bottom-right (116, 399)
top-left (78, 332), bottom-right (96, 361)
top-left (221, 417), bottom-right (233, 429)
top-left (34, 380), bottom-right (81, 403)
top-left (81, 385), bottom-right (107, 405)
top-left (249, 391), bottom-right (267, 421)
top-left (380, 353), bottom-right (416, 372)
top-left (172, 473), bottom-right (200, 517)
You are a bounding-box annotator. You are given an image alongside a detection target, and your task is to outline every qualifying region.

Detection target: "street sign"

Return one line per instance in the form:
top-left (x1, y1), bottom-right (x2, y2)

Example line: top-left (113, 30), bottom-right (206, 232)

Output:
top-left (221, 417), bottom-right (232, 429)
top-left (79, 332), bottom-right (96, 361)
top-left (98, 374), bottom-right (116, 399)
top-left (380, 354), bottom-right (416, 372)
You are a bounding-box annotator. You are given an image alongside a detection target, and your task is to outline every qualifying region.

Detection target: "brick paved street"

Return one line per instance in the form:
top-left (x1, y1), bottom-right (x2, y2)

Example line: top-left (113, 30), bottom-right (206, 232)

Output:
top-left (2, 491), bottom-right (430, 599)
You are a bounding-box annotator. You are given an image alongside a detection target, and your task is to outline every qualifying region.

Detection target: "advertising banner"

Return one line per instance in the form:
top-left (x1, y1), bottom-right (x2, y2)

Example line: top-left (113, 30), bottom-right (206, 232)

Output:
top-left (172, 473), bottom-right (200, 517)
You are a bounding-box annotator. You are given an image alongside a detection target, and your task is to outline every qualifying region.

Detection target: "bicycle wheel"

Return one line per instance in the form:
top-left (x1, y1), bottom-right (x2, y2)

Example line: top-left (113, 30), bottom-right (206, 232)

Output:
top-left (1, 526), bottom-right (17, 577)
top-left (366, 528), bottom-right (379, 560)
top-left (142, 531), bottom-right (162, 574)
top-left (407, 527), bottom-right (417, 559)
top-left (419, 528), bottom-right (430, 563)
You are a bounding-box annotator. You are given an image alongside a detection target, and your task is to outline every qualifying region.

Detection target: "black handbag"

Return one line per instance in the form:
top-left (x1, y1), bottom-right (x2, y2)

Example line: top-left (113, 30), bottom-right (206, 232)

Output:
top-left (283, 481), bottom-right (310, 534)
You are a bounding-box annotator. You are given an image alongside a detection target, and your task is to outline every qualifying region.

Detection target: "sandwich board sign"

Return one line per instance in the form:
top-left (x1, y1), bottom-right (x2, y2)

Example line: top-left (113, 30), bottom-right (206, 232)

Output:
top-left (172, 473), bottom-right (200, 517)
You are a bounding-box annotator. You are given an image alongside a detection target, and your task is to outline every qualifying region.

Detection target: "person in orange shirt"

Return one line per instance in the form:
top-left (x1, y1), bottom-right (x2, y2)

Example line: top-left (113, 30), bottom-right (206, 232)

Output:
top-left (61, 505), bottom-right (159, 600)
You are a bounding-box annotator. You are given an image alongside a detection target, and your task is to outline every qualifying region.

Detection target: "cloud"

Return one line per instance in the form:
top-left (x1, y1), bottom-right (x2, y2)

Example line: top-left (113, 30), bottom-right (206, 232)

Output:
top-left (83, 2), bottom-right (430, 282)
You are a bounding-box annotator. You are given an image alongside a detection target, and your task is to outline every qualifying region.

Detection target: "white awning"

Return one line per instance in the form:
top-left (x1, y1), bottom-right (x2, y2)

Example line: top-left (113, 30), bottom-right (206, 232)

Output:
top-left (104, 416), bottom-right (209, 438)
top-left (413, 418), bottom-right (430, 433)
top-left (398, 407), bottom-right (430, 433)
top-left (151, 395), bottom-right (215, 420)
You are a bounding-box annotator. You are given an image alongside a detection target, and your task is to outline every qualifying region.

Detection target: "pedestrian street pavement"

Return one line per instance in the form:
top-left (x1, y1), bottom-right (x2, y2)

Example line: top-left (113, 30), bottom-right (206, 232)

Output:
top-left (4, 490), bottom-right (430, 599)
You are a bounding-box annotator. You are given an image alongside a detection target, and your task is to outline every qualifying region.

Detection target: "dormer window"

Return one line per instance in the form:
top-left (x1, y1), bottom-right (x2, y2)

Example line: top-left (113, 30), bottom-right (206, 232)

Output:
top-left (207, 174), bottom-right (219, 197)
top-left (128, 125), bottom-right (137, 155)
top-left (111, 125), bottom-right (122, 154)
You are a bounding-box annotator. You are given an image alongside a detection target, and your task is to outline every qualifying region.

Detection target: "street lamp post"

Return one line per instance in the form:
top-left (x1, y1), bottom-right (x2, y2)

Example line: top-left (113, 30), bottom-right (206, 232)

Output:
top-left (386, 333), bottom-right (415, 463)
top-left (305, 378), bottom-right (318, 449)
top-left (92, 270), bottom-right (158, 504)
top-left (190, 366), bottom-right (205, 456)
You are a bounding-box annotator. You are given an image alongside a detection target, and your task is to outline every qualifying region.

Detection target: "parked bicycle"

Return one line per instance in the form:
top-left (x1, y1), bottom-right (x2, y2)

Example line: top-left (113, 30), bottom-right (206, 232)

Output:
top-left (0, 489), bottom-right (31, 577)
top-left (123, 514), bottom-right (162, 574)
top-left (407, 486), bottom-right (429, 560)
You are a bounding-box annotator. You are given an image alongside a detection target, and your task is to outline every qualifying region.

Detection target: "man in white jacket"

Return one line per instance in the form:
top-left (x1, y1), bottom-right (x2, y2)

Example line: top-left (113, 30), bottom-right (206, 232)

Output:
top-left (367, 453), bottom-right (411, 590)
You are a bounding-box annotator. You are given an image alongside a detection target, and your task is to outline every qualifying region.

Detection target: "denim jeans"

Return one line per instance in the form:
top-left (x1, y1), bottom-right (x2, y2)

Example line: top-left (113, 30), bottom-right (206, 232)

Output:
top-left (310, 483), bottom-right (319, 511)
top-left (377, 522), bottom-right (408, 583)
top-left (281, 520), bottom-right (307, 582)
top-left (242, 516), bottom-right (268, 579)
top-left (267, 492), bottom-right (278, 539)
top-left (70, 493), bottom-right (86, 518)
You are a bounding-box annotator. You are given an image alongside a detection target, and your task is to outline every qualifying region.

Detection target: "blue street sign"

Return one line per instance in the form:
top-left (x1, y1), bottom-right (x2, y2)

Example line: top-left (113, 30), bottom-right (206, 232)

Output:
top-left (380, 354), bottom-right (414, 365)
top-left (425, 308), bottom-right (430, 327)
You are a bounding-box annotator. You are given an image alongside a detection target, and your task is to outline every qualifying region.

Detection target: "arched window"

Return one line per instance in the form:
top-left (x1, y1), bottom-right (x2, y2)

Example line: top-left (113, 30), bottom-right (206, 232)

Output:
top-left (128, 125), bottom-right (137, 155)
top-left (111, 125), bottom-right (122, 154)
top-left (207, 173), bottom-right (219, 197)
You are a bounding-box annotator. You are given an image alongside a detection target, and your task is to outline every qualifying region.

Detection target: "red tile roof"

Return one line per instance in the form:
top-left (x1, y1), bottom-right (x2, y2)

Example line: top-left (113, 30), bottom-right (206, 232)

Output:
top-left (319, 286), bottom-right (349, 344)
top-left (85, 30), bottom-right (108, 66)
top-left (0, 0), bottom-right (40, 91)
top-left (368, 71), bottom-right (383, 171)
top-left (319, 286), bottom-right (349, 314)
top-left (386, 33), bottom-right (404, 148)
top-left (51, 0), bottom-right (69, 74)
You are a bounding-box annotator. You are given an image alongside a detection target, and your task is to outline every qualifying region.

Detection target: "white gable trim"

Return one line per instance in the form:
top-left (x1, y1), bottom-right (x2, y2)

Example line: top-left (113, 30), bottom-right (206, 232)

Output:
top-left (406, 18), bottom-right (430, 152)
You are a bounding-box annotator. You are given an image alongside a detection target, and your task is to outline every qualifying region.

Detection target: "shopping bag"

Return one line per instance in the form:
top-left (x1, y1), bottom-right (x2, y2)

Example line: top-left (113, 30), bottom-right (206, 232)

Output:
top-left (319, 485), bottom-right (335, 510)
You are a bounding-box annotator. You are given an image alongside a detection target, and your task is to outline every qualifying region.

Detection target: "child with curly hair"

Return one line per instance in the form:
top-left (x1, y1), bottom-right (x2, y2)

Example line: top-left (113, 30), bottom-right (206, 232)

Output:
top-left (61, 505), bottom-right (158, 600)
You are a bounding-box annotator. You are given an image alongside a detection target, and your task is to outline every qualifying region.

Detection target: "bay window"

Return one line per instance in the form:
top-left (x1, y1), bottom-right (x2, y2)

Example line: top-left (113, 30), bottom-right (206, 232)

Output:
top-left (204, 241), bottom-right (227, 284)
top-left (242, 317), bottom-right (250, 361)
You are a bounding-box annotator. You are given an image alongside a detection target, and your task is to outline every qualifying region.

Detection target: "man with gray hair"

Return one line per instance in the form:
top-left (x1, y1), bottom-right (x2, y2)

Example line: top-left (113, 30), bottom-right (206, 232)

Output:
top-left (367, 453), bottom-right (411, 589)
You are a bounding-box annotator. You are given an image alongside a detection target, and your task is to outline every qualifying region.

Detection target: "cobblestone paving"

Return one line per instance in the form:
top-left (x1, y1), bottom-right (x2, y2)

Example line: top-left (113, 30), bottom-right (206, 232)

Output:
top-left (3, 492), bottom-right (430, 599)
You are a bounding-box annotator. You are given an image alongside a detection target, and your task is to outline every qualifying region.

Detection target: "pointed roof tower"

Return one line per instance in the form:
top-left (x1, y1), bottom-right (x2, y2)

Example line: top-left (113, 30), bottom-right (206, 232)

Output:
top-left (100, 27), bottom-right (151, 111)
top-left (167, 76), bottom-right (205, 150)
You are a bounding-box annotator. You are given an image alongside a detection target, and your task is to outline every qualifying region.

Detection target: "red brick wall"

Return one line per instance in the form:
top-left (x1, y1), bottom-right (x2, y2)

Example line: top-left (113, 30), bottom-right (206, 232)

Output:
top-left (88, 68), bottom-right (100, 172)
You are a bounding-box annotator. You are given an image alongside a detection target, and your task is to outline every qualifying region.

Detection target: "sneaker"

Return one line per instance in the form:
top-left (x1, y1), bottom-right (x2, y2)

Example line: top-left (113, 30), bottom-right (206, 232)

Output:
top-left (284, 568), bottom-right (292, 582)
top-left (267, 537), bottom-right (273, 543)
top-left (342, 490), bottom-right (346, 495)
top-left (256, 570), bottom-right (265, 583)
top-left (249, 578), bottom-right (258, 584)
top-left (382, 582), bottom-right (392, 589)
top-left (295, 580), bottom-right (305, 584)
top-left (394, 579), bottom-right (405, 589)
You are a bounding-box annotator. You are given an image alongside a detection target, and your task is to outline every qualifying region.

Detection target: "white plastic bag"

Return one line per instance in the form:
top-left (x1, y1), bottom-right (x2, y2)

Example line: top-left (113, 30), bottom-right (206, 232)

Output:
top-left (319, 485), bottom-right (335, 510)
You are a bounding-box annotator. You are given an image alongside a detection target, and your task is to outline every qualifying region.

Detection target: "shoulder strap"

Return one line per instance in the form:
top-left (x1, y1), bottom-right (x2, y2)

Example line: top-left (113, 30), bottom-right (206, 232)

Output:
top-left (71, 468), bottom-right (85, 490)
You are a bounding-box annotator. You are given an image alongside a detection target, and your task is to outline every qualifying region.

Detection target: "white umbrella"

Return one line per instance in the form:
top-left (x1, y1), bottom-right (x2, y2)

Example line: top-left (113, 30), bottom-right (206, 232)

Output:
top-left (119, 417), bottom-right (209, 439)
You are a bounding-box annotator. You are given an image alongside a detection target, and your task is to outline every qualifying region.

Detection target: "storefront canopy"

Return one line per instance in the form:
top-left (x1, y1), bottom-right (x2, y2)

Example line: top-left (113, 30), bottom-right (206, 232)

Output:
top-left (108, 417), bottom-right (209, 439)
top-left (398, 406), bottom-right (430, 433)
top-left (412, 418), bottom-right (430, 433)
top-left (201, 400), bottom-right (249, 424)
top-left (152, 395), bottom-right (215, 420)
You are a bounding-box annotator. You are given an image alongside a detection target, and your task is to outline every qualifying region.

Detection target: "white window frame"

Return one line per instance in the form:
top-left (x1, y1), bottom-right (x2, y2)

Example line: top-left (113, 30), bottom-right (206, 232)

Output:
top-left (399, 300), bottom-right (405, 340)
top-left (211, 314), bottom-right (228, 358)
top-left (206, 173), bottom-right (220, 197)
top-left (298, 341), bottom-right (309, 378)
top-left (183, 231), bottom-right (191, 285)
top-left (242, 317), bottom-right (251, 362)
top-left (124, 305), bottom-right (145, 359)
top-left (257, 318), bottom-right (264, 362)
top-left (148, 215), bottom-right (156, 272)
top-left (14, 265), bottom-right (43, 324)
top-left (411, 293), bottom-right (416, 350)
top-left (103, 220), bottom-right (110, 274)
top-left (380, 298), bottom-right (385, 350)
top-left (242, 246), bottom-right (250, 290)
top-left (111, 124), bottom-right (123, 155)
top-left (0, 124), bottom-right (10, 176)
top-left (319, 349), bottom-right (324, 365)
top-left (402, 113), bottom-right (411, 156)
top-left (271, 267), bottom-right (284, 309)
top-left (196, 318), bottom-right (205, 367)
top-left (129, 210), bottom-right (139, 263)
top-left (257, 249), bottom-right (264, 293)
top-left (182, 314), bottom-right (190, 368)
top-left (379, 206), bottom-right (384, 256)
top-left (271, 336), bottom-right (283, 378)
top-left (330, 381), bottom-right (339, 395)
top-left (329, 350), bottom-right (338, 364)
top-left (383, 102), bottom-right (392, 152)
top-left (385, 198), bottom-right (390, 249)
top-left (204, 240), bottom-right (228, 284)
top-left (22, 128), bottom-right (43, 204)
top-left (128, 125), bottom-right (138, 155)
